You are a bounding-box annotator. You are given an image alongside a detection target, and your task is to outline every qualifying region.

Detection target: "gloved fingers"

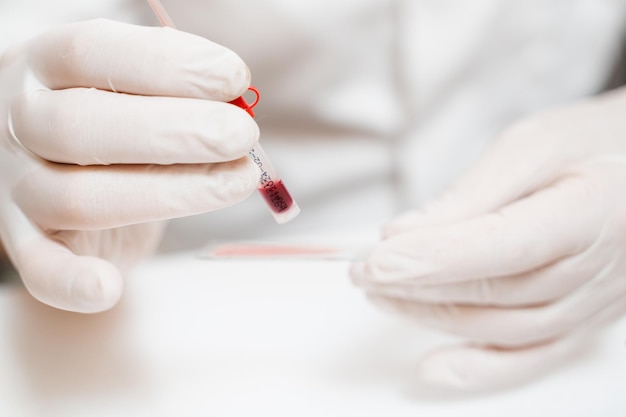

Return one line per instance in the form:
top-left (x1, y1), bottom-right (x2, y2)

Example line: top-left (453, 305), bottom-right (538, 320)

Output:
top-left (13, 157), bottom-right (257, 231)
top-left (353, 175), bottom-right (598, 285)
top-left (384, 115), bottom-right (568, 237)
top-left (0, 199), bottom-right (122, 313)
top-left (12, 87), bottom-right (259, 165)
top-left (366, 270), bottom-right (626, 347)
top-left (28, 19), bottom-right (249, 101)
top-left (413, 336), bottom-right (586, 392)
top-left (578, 293), bottom-right (626, 330)
top-left (355, 253), bottom-right (599, 307)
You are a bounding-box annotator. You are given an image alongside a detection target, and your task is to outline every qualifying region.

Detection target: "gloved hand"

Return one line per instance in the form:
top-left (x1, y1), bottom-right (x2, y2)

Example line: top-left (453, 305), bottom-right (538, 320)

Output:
top-left (351, 86), bottom-right (626, 390)
top-left (0, 19), bottom-right (259, 313)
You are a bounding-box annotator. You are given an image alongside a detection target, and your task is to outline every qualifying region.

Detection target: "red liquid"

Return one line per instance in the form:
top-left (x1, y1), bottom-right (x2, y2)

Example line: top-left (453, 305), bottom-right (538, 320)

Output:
top-left (258, 179), bottom-right (294, 214)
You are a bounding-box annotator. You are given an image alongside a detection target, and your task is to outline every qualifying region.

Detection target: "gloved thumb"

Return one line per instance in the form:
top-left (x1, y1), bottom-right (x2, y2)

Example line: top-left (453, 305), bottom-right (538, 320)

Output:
top-left (0, 199), bottom-right (122, 313)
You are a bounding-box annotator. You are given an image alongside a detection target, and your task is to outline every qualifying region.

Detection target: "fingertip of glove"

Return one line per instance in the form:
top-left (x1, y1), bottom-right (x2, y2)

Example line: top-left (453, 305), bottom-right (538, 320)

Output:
top-left (209, 156), bottom-right (259, 202)
top-left (176, 32), bottom-right (251, 102)
top-left (68, 257), bottom-right (124, 313)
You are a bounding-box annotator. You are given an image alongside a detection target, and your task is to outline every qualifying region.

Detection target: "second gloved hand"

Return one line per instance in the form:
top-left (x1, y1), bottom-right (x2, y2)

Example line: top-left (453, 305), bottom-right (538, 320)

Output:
top-left (351, 86), bottom-right (626, 390)
top-left (0, 19), bottom-right (259, 313)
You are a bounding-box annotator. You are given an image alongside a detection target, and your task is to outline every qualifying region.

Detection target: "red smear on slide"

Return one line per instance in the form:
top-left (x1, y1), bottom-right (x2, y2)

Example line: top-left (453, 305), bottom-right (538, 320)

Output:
top-left (211, 243), bottom-right (338, 258)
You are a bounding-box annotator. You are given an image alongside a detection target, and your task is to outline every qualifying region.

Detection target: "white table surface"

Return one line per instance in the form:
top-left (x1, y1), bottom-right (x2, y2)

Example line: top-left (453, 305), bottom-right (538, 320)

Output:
top-left (1, 249), bottom-right (626, 417)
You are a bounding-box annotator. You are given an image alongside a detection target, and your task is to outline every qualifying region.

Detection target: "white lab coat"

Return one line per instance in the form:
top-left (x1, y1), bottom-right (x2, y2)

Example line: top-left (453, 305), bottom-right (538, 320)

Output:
top-left (2, 0), bottom-right (626, 248)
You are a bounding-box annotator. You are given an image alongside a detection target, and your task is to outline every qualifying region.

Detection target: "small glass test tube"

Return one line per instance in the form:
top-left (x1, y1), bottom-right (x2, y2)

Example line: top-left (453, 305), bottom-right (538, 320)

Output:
top-left (147, 0), bottom-right (300, 224)
top-left (248, 144), bottom-right (300, 224)
top-left (230, 90), bottom-right (300, 224)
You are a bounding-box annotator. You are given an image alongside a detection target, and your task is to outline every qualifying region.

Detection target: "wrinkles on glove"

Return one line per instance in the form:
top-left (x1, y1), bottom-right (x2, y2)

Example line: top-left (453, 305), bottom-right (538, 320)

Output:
top-left (355, 176), bottom-right (599, 286)
top-left (11, 87), bottom-right (259, 165)
top-left (365, 269), bottom-right (626, 349)
top-left (28, 19), bottom-right (250, 101)
top-left (12, 157), bottom-right (257, 231)
top-left (49, 222), bottom-right (167, 272)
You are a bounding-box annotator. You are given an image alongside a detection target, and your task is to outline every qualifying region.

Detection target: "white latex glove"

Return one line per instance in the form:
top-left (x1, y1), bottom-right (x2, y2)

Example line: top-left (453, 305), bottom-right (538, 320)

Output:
top-left (0, 19), bottom-right (259, 313)
top-left (351, 86), bottom-right (626, 391)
